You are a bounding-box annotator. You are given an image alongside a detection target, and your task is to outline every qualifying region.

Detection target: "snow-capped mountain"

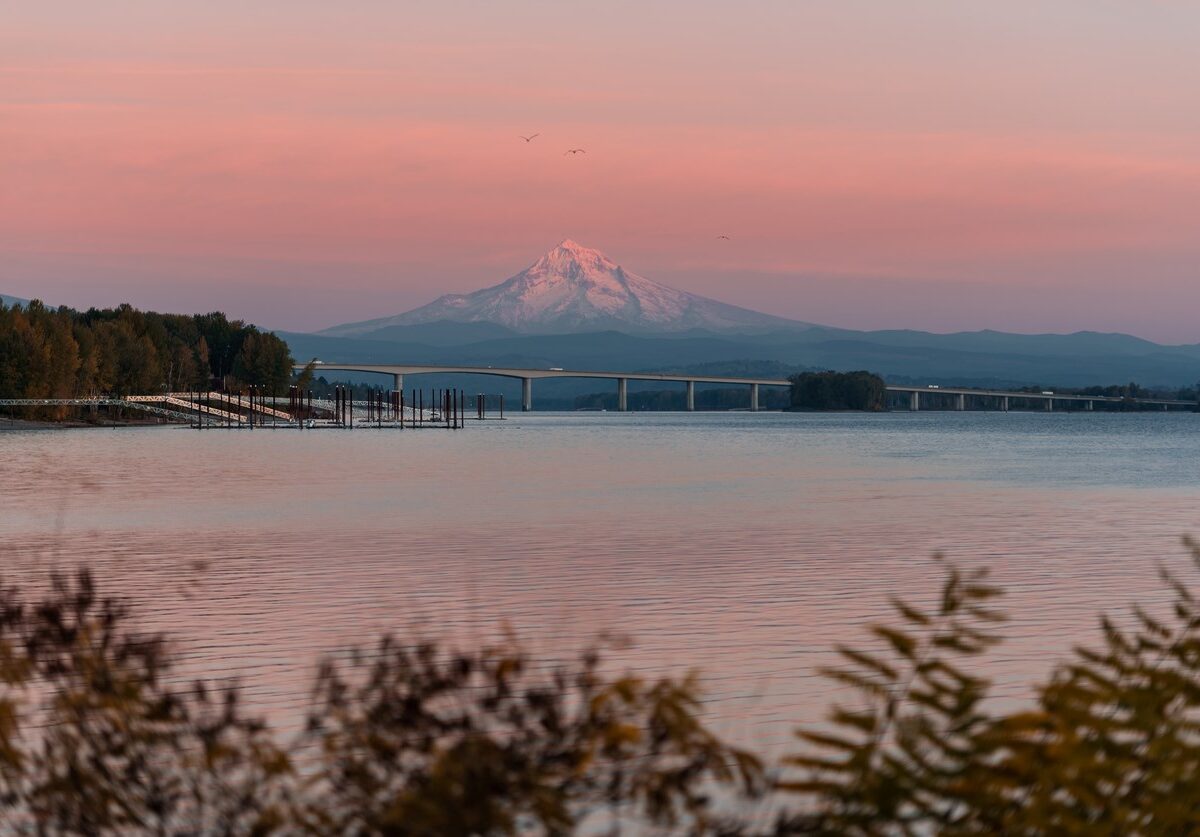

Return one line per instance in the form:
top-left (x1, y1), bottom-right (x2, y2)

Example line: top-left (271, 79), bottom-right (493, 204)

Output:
top-left (320, 240), bottom-right (805, 337)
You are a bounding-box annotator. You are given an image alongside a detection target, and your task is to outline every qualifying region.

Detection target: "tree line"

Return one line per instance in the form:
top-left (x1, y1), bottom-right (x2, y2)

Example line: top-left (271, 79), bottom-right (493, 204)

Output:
top-left (1057, 381), bottom-right (1198, 401)
top-left (788, 370), bottom-right (887, 411)
top-left (573, 387), bottom-right (791, 411)
top-left (0, 300), bottom-right (293, 409)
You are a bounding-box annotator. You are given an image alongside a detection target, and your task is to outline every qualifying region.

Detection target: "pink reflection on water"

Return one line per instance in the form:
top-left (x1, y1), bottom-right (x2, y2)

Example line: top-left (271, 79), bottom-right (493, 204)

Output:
top-left (1, 414), bottom-right (1197, 761)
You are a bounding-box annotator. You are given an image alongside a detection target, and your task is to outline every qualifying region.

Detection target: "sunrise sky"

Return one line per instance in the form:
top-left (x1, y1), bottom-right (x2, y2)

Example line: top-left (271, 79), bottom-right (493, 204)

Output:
top-left (3, 1), bottom-right (1199, 340)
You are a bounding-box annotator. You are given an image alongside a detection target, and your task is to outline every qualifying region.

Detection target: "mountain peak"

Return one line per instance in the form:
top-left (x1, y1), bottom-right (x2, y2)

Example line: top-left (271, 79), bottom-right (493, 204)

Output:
top-left (320, 240), bottom-right (804, 336)
top-left (533, 239), bottom-right (617, 274)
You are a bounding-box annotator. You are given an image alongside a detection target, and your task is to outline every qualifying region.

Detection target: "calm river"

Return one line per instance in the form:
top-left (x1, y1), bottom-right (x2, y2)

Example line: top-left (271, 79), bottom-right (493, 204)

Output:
top-left (2, 411), bottom-right (1198, 758)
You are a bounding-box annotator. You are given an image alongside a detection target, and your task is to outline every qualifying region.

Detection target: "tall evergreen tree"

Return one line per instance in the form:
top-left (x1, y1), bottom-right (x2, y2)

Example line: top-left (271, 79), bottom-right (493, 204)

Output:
top-left (0, 299), bottom-right (293, 414)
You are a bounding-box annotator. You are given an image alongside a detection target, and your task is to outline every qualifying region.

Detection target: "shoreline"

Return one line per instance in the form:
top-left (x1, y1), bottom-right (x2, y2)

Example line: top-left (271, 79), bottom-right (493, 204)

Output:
top-left (0, 416), bottom-right (172, 431)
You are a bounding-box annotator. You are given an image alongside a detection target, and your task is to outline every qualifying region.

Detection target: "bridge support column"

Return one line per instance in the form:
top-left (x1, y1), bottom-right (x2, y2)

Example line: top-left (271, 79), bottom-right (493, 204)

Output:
top-left (522, 378), bottom-right (532, 412)
top-left (1001, 396), bottom-right (1009, 411)
top-left (911, 391), bottom-right (920, 411)
top-left (750, 383), bottom-right (760, 411)
top-left (1045, 398), bottom-right (1053, 412)
top-left (393, 374), bottom-right (403, 393)
top-left (1086, 400), bottom-right (1093, 411)
top-left (617, 378), bottom-right (628, 412)
top-left (686, 380), bottom-right (695, 412)
top-left (956, 393), bottom-right (965, 411)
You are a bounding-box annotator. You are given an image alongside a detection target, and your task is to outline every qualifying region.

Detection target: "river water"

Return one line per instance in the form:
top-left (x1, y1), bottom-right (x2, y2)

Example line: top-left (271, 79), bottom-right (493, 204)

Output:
top-left (2, 411), bottom-right (1198, 760)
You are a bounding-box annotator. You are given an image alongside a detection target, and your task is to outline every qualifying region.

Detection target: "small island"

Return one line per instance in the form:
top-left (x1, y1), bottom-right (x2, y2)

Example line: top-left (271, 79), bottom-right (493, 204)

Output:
top-left (788, 370), bottom-right (886, 411)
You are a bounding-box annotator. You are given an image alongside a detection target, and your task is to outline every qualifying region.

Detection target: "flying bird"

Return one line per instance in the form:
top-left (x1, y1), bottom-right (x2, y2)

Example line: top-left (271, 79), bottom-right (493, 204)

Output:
top-left (564, 148), bottom-right (586, 155)
top-left (519, 133), bottom-right (539, 142)
top-left (717, 235), bottom-right (731, 240)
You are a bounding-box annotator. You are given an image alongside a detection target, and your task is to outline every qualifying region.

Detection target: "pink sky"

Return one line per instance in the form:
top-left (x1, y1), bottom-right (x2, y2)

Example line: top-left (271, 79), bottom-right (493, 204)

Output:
top-left (3, 1), bottom-right (1199, 341)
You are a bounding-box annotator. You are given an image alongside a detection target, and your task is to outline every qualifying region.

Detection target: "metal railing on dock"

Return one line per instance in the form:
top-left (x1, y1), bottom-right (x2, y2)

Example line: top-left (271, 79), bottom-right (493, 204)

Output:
top-left (1, 387), bottom-right (509, 429)
top-left (192, 386), bottom-right (481, 430)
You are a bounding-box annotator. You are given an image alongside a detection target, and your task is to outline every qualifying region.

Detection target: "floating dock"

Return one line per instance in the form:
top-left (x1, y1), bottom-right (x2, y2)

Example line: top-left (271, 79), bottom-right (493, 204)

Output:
top-left (185, 387), bottom-right (505, 429)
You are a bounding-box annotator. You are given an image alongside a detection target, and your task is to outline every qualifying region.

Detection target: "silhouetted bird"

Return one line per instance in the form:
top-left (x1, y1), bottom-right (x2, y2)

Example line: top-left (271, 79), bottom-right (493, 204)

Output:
top-left (564, 148), bottom-right (586, 155)
top-left (519, 134), bottom-right (539, 142)
top-left (717, 235), bottom-right (731, 240)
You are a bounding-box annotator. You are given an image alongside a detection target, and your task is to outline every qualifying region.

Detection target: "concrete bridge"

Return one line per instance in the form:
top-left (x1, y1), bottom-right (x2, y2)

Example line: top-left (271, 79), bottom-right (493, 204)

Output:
top-left (295, 363), bottom-right (790, 411)
top-left (887, 385), bottom-right (1196, 412)
top-left (296, 362), bottom-right (1199, 413)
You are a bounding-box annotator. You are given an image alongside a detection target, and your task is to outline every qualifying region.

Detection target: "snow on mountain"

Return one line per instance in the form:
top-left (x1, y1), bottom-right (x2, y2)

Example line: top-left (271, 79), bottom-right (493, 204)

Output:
top-left (321, 240), bottom-right (804, 337)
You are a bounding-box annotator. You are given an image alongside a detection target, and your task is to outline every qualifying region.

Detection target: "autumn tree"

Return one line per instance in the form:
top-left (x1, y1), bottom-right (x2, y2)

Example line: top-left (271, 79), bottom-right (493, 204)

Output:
top-left (0, 299), bottom-right (293, 412)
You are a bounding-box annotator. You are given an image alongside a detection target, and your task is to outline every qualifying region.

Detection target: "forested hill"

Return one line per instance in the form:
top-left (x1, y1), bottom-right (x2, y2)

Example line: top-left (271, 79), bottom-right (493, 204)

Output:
top-left (0, 300), bottom-right (293, 399)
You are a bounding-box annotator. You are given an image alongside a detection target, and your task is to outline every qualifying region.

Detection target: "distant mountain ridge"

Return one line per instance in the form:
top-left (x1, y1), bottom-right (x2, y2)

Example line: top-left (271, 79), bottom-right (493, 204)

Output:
top-left (291, 240), bottom-right (1200, 388)
top-left (321, 240), bottom-right (805, 337)
top-left (281, 323), bottom-right (1200, 390)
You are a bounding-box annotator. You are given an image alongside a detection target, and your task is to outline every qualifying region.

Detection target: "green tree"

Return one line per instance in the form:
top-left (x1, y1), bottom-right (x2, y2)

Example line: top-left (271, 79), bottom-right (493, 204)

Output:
top-left (789, 371), bottom-right (886, 411)
top-left (231, 331), bottom-right (293, 393)
top-left (0, 301), bottom-right (294, 415)
top-left (295, 358), bottom-right (318, 393)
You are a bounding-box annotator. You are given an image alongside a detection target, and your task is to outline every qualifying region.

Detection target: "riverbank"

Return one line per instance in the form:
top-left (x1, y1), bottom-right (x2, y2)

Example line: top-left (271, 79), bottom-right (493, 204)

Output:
top-left (0, 416), bottom-right (170, 430)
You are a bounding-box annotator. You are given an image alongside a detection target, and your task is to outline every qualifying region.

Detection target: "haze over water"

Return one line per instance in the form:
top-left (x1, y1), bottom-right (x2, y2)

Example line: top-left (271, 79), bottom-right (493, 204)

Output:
top-left (3, 412), bottom-right (1198, 757)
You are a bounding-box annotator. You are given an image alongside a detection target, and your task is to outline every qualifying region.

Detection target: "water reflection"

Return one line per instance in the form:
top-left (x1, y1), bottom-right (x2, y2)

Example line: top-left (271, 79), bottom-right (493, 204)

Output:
top-left (1, 412), bottom-right (1197, 756)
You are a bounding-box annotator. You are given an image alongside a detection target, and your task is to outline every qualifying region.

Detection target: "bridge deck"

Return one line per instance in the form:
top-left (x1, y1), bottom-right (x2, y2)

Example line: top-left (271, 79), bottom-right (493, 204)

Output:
top-left (294, 362), bottom-right (1197, 410)
top-left (885, 386), bottom-right (1193, 407)
top-left (299, 362), bottom-right (790, 386)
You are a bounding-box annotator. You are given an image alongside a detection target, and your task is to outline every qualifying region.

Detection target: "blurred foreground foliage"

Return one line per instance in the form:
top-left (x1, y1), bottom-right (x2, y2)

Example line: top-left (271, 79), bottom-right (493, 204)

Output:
top-left (5, 539), bottom-right (1200, 834)
top-left (778, 537), bottom-right (1200, 835)
top-left (0, 573), bottom-right (760, 834)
